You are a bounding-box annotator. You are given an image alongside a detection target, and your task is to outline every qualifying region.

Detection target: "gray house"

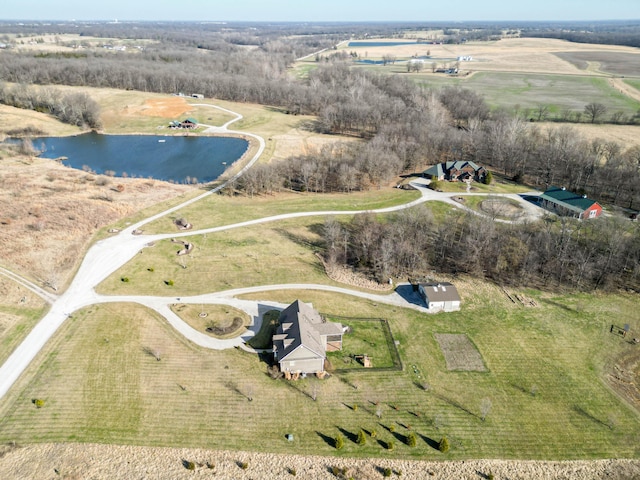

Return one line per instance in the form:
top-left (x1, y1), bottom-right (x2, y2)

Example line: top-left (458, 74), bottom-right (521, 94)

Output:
top-left (272, 300), bottom-right (343, 375)
top-left (418, 282), bottom-right (461, 312)
top-left (423, 161), bottom-right (487, 182)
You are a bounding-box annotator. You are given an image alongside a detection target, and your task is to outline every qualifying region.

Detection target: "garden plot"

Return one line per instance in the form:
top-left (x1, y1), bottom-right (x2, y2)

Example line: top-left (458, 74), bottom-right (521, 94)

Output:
top-left (435, 333), bottom-right (487, 372)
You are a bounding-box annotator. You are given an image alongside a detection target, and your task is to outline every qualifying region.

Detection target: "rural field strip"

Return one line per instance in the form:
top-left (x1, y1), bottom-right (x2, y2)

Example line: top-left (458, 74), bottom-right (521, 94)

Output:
top-left (0, 266), bottom-right (58, 304)
top-left (0, 103), bottom-right (544, 400)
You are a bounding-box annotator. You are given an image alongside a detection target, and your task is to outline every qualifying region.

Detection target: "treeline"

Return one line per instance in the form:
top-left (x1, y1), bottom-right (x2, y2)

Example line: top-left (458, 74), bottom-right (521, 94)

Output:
top-left (522, 22), bottom-right (640, 48)
top-left (323, 208), bottom-right (640, 292)
top-left (229, 72), bottom-right (640, 211)
top-left (0, 82), bottom-right (101, 129)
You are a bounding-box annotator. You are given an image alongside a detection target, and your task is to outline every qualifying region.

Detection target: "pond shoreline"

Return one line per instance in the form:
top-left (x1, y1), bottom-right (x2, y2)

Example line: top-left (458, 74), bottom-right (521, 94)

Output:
top-left (18, 131), bottom-right (249, 184)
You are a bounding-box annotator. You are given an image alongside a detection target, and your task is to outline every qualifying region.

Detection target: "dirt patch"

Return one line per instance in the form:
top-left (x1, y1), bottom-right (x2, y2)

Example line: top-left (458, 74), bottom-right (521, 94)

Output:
top-left (434, 333), bottom-right (487, 372)
top-left (480, 198), bottom-right (524, 219)
top-left (123, 97), bottom-right (193, 119)
top-left (610, 78), bottom-right (640, 103)
top-left (606, 345), bottom-right (640, 413)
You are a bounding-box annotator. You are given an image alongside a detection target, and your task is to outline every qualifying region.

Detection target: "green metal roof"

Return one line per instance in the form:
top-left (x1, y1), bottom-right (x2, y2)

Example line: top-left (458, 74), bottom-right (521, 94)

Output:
top-left (424, 164), bottom-right (444, 177)
top-left (540, 187), bottom-right (599, 213)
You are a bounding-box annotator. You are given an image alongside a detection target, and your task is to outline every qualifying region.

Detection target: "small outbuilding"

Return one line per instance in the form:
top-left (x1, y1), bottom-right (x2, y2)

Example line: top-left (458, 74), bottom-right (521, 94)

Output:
top-left (170, 118), bottom-right (199, 129)
top-left (418, 282), bottom-right (461, 312)
top-left (539, 187), bottom-right (603, 220)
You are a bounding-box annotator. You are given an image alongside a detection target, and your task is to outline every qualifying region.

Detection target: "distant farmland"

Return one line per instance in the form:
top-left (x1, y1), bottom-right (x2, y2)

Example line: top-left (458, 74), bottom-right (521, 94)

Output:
top-left (554, 51), bottom-right (640, 77)
top-left (416, 72), bottom-right (640, 115)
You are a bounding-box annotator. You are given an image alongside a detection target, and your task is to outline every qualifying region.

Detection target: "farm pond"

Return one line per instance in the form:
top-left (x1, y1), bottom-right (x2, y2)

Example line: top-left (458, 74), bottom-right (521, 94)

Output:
top-left (22, 132), bottom-right (249, 183)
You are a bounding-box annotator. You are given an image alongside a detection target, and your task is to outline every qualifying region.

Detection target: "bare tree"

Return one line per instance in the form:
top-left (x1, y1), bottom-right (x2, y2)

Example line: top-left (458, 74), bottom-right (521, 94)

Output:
top-left (480, 398), bottom-right (492, 421)
top-left (584, 102), bottom-right (607, 123)
top-left (535, 104), bottom-right (549, 122)
top-left (143, 347), bottom-right (162, 361)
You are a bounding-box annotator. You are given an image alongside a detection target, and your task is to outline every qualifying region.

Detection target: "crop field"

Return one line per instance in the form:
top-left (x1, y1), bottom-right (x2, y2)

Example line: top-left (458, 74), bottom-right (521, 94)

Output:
top-left (338, 37), bottom-right (640, 76)
top-left (331, 36), bottom-right (640, 125)
top-left (554, 51), bottom-right (640, 77)
top-left (417, 72), bottom-right (640, 115)
top-left (1, 283), bottom-right (638, 460)
top-left (626, 79), bottom-right (640, 92)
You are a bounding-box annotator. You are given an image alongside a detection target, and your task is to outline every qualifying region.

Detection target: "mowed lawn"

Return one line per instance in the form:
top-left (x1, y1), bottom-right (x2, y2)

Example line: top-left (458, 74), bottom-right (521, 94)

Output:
top-left (0, 281), bottom-right (49, 366)
top-left (141, 188), bottom-right (420, 234)
top-left (97, 217), bottom-right (335, 296)
top-left (0, 285), bottom-right (638, 460)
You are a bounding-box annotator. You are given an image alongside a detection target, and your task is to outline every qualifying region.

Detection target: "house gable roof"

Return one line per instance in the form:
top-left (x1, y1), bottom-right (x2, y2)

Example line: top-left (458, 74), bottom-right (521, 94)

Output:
top-left (540, 187), bottom-right (600, 214)
top-left (424, 164), bottom-right (445, 177)
top-left (420, 282), bottom-right (461, 302)
top-left (424, 161), bottom-right (485, 176)
top-left (273, 300), bottom-right (342, 362)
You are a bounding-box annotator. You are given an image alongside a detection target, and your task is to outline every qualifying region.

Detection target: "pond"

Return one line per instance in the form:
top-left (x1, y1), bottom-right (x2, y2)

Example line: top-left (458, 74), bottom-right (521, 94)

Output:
top-left (28, 132), bottom-right (249, 184)
top-left (348, 41), bottom-right (419, 47)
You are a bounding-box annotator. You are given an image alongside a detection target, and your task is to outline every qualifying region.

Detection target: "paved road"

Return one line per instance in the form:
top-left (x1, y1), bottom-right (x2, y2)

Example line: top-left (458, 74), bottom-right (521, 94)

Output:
top-left (0, 103), bottom-right (546, 400)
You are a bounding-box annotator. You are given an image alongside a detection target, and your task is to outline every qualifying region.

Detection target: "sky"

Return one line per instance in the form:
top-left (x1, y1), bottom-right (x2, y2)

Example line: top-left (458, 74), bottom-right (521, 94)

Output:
top-left (1, 0), bottom-right (639, 23)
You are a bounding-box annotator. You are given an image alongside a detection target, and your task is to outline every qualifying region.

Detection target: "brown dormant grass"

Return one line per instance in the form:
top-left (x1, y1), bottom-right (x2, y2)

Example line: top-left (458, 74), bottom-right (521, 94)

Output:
top-left (341, 37), bottom-right (640, 76)
top-left (537, 122), bottom-right (640, 149)
top-left (0, 153), bottom-right (189, 289)
top-left (0, 278), bottom-right (49, 365)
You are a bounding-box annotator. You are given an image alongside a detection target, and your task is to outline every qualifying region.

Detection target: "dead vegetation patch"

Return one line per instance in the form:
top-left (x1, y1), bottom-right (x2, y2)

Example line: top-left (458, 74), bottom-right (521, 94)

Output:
top-left (319, 255), bottom-right (393, 292)
top-left (124, 97), bottom-right (193, 119)
top-left (434, 333), bottom-right (487, 372)
top-left (606, 347), bottom-right (640, 413)
top-left (0, 152), bottom-right (189, 288)
top-left (480, 198), bottom-right (524, 219)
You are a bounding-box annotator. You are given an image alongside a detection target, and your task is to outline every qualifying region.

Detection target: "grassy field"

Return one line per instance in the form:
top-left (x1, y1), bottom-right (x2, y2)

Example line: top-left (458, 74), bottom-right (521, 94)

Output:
top-left (326, 318), bottom-right (398, 372)
top-left (424, 177), bottom-right (529, 194)
top-left (170, 304), bottom-right (250, 339)
top-left (141, 187), bottom-right (420, 234)
top-left (2, 36), bottom-right (640, 463)
top-left (554, 51), bottom-right (640, 77)
top-left (625, 79), bottom-right (640, 92)
top-left (98, 217), bottom-right (341, 296)
top-left (1, 284), bottom-right (638, 460)
top-left (415, 72), bottom-right (640, 115)
top-left (455, 195), bottom-right (525, 221)
top-left (0, 280), bottom-right (49, 366)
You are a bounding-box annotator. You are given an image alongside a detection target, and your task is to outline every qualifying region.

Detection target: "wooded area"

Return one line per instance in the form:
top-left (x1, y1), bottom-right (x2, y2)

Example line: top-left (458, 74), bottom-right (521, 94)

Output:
top-left (323, 207), bottom-right (640, 292)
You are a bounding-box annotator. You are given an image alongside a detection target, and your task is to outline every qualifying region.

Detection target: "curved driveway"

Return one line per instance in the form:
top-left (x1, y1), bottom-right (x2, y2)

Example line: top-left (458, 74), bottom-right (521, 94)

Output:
top-left (0, 102), bottom-right (545, 400)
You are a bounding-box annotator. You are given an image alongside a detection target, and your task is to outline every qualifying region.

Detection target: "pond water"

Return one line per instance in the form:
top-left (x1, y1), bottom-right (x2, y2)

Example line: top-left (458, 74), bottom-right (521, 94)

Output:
top-left (348, 41), bottom-right (419, 47)
top-left (29, 132), bottom-right (249, 183)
